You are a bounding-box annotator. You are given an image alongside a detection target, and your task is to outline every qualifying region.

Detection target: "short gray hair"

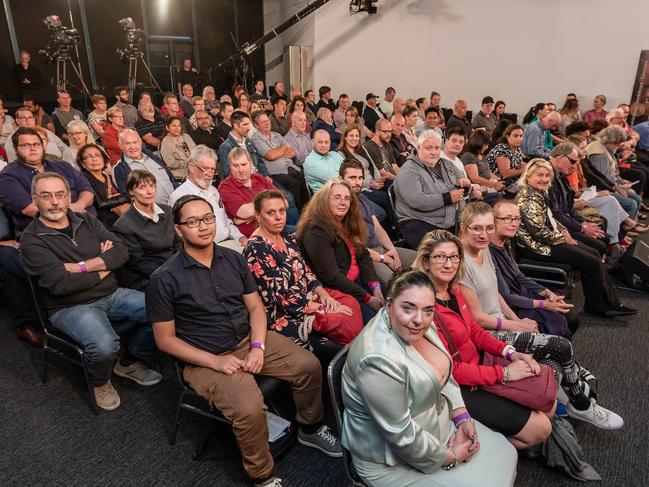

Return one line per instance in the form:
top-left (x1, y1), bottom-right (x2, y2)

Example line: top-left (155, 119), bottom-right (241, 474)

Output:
top-left (417, 129), bottom-right (442, 146)
top-left (597, 125), bottom-right (627, 145)
top-left (188, 144), bottom-right (218, 166)
top-left (31, 171), bottom-right (70, 195)
top-left (118, 128), bottom-right (140, 145)
top-left (228, 146), bottom-right (252, 166)
top-left (551, 141), bottom-right (577, 158)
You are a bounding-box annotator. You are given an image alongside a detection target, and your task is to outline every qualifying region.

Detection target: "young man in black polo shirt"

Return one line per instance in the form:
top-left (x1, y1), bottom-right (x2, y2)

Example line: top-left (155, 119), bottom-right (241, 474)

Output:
top-left (146, 195), bottom-right (341, 487)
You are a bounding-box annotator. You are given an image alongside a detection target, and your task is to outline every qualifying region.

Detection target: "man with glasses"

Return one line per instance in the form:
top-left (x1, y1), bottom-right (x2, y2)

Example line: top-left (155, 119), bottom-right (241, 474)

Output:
top-left (146, 194), bottom-right (341, 487)
top-left (190, 109), bottom-right (224, 152)
top-left (548, 142), bottom-right (609, 256)
top-left (4, 107), bottom-right (66, 162)
top-left (361, 118), bottom-right (399, 181)
top-left (169, 145), bottom-right (246, 251)
top-left (0, 127), bottom-right (94, 234)
top-left (20, 171), bottom-right (161, 410)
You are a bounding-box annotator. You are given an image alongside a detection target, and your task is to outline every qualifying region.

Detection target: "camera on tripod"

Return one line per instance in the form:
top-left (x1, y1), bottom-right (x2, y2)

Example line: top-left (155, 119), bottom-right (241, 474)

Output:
top-left (116, 17), bottom-right (145, 61)
top-left (38, 15), bottom-right (81, 62)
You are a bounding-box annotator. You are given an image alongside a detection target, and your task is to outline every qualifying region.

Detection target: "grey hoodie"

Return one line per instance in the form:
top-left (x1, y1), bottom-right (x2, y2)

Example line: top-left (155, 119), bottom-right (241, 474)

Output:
top-left (393, 154), bottom-right (464, 229)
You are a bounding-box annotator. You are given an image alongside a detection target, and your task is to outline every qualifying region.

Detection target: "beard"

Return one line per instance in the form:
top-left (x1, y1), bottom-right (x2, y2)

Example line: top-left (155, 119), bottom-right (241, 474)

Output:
top-left (41, 207), bottom-right (67, 222)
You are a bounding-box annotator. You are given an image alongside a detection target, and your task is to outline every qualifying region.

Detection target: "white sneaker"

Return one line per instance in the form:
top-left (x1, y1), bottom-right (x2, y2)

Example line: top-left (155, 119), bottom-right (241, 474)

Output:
top-left (566, 398), bottom-right (623, 430)
top-left (94, 381), bottom-right (121, 411)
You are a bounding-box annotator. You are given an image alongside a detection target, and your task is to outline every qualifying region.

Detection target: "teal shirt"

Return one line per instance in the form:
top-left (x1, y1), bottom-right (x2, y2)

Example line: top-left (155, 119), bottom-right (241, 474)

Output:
top-left (303, 150), bottom-right (344, 192)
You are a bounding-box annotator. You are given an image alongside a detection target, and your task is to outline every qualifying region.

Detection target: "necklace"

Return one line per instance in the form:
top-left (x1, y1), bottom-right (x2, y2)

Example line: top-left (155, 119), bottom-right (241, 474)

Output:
top-left (436, 290), bottom-right (451, 308)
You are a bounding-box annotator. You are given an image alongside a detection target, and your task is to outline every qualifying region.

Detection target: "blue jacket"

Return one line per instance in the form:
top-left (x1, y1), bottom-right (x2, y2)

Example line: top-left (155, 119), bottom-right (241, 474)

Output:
top-left (217, 133), bottom-right (269, 178)
top-left (112, 149), bottom-right (179, 194)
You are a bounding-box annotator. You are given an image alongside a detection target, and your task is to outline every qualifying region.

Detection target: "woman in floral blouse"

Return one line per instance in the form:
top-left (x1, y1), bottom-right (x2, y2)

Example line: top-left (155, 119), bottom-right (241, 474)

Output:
top-left (244, 189), bottom-right (363, 357)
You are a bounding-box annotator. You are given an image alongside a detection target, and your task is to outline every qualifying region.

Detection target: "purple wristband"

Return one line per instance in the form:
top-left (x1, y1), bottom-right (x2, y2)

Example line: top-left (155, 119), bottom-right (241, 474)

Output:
top-left (79, 261), bottom-right (88, 273)
top-left (506, 349), bottom-right (515, 361)
top-left (368, 281), bottom-right (381, 291)
top-left (539, 300), bottom-right (544, 309)
top-left (452, 412), bottom-right (471, 426)
top-left (496, 317), bottom-right (503, 331)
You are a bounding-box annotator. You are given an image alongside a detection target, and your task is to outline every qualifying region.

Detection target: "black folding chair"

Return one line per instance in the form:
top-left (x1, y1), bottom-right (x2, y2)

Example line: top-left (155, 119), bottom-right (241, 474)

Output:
top-left (327, 345), bottom-right (366, 486)
top-left (169, 359), bottom-right (296, 460)
top-left (27, 275), bottom-right (100, 415)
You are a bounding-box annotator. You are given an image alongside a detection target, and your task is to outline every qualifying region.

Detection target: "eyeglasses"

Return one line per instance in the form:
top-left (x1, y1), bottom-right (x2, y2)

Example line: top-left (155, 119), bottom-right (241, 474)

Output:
top-left (68, 131), bottom-right (85, 136)
top-left (329, 195), bottom-right (351, 203)
top-left (466, 225), bottom-right (496, 235)
top-left (34, 191), bottom-right (68, 201)
top-left (83, 153), bottom-right (104, 160)
top-left (178, 214), bottom-right (216, 228)
top-left (563, 154), bottom-right (579, 165)
top-left (18, 142), bottom-right (42, 149)
top-left (192, 163), bottom-right (216, 174)
top-left (17, 115), bottom-right (34, 120)
top-left (429, 254), bottom-right (461, 264)
top-left (495, 216), bottom-right (521, 224)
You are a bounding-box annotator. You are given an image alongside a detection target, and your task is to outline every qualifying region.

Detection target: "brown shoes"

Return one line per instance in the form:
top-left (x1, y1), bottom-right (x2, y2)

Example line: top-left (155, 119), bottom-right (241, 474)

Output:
top-left (16, 326), bottom-right (44, 348)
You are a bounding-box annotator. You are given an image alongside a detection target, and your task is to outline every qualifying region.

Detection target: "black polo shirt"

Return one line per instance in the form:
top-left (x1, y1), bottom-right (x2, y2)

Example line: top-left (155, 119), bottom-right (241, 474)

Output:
top-left (190, 127), bottom-right (224, 151)
top-left (135, 114), bottom-right (166, 151)
top-left (146, 244), bottom-right (258, 355)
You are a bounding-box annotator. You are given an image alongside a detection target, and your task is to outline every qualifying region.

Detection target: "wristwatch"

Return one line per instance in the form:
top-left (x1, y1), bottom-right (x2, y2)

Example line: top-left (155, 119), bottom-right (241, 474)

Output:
top-left (442, 449), bottom-right (457, 471)
top-left (250, 342), bottom-right (265, 352)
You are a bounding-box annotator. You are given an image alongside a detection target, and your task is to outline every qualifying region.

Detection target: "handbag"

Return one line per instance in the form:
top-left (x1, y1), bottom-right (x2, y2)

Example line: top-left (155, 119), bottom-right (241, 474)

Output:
top-left (435, 311), bottom-right (557, 413)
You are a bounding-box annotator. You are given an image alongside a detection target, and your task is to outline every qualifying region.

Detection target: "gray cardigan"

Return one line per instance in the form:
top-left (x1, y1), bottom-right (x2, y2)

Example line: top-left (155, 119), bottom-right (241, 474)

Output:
top-left (393, 154), bottom-right (464, 229)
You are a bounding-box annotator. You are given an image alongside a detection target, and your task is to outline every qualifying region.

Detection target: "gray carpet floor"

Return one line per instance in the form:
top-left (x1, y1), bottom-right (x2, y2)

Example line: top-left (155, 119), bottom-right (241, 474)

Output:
top-left (0, 281), bottom-right (647, 486)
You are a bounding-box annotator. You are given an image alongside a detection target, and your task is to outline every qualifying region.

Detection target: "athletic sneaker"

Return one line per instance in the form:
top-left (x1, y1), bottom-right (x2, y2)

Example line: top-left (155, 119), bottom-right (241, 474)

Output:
top-left (566, 398), bottom-right (624, 430)
top-left (113, 360), bottom-right (162, 386)
top-left (255, 477), bottom-right (283, 487)
top-left (298, 425), bottom-right (342, 457)
top-left (94, 381), bottom-right (121, 411)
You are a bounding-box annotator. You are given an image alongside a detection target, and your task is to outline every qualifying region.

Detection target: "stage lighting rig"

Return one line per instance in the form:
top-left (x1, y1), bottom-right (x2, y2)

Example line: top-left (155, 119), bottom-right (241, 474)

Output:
top-left (349, 0), bottom-right (378, 14)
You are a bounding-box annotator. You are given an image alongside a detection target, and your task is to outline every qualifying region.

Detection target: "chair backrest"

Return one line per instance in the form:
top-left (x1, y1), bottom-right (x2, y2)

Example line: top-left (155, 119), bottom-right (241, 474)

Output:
top-left (327, 345), bottom-right (365, 485)
top-left (387, 184), bottom-right (397, 215)
top-left (26, 274), bottom-right (53, 332)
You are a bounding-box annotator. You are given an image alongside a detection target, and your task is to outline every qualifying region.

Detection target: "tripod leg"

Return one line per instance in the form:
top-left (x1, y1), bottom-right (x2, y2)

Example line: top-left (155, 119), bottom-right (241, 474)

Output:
top-left (139, 57), bottom-right (163, 94)
top-left (66, 58), bottom-right (92, 98)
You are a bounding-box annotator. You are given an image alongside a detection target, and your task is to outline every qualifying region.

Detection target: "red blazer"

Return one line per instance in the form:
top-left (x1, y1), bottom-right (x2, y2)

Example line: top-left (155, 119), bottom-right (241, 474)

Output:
top-left (435, 288), bottom-right (507, 386)
top-left (103, 125), bottom-right (122, 166)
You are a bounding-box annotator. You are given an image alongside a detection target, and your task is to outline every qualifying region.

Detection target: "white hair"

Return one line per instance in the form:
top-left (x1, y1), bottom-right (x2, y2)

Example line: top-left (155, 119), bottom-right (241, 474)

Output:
top-left (417, 129), bottom-right (442, 146)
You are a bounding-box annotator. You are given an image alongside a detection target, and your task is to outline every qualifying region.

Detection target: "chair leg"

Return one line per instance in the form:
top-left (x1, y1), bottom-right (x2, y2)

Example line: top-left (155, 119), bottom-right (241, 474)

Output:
top-left (41, 346), bottom-right (49, 384)
top-left (169, 401), bottom-right (183, 445)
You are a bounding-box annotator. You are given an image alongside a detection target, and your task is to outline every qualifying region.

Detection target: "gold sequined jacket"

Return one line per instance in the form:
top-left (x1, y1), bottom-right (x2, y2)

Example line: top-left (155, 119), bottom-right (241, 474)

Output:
top-left (515, 185), bottom-right (566, 256)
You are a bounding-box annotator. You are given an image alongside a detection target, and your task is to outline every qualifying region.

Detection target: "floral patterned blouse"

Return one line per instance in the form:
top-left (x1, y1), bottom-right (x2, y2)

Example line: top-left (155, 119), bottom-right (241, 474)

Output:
top-left (244, 234), bottom-right (322, 347)
top-left (485, 143), bottom-right (524, 179)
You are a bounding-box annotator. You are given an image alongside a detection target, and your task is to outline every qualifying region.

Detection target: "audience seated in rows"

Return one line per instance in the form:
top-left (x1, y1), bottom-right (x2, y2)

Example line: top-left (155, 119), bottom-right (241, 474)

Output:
top-left (4, 106), bottom-right (66, 162)
top-left (190, 109), bottom-right (224, 152)
top-left (112, 86), bottom-right (138, 129)
top-left (441, 125), bottom-right (469, 177)
top-left (360, 118), bottom-right (399, 182)
top-left (218, 111), bottom-right (268, 178)
top-left (21, 171), bottom-right (161, 411)
top-left (86, 94), bottom-right (107, 142)
top-left (146, 194), bottom-right (342, 487)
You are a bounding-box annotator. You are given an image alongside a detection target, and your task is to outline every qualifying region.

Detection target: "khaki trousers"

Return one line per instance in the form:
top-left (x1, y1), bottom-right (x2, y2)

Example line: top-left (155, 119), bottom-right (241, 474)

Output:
top-left (183, 331), bottom-right (323, 480)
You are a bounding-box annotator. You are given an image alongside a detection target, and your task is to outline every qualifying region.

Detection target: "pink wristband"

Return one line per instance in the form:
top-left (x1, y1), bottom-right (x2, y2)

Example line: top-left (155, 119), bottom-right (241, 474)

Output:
top-left (496, 317), bottom-right (503, 331)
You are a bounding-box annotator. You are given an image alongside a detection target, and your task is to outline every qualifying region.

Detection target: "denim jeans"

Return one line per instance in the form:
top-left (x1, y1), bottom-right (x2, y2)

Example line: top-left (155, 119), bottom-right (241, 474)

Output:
top-left (49, 287), bottom-right (156, 386)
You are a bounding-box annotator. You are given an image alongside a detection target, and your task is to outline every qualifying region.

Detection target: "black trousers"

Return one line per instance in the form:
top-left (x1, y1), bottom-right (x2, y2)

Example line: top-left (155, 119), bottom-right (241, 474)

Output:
top-left (519, 243), bottom-right (620, 314)
top-left (568, 229), bottom-right (608, 256)
top-left (272, 171), bottom-right (309, 210)
top-left (399, 219), bottom-right (453, 249)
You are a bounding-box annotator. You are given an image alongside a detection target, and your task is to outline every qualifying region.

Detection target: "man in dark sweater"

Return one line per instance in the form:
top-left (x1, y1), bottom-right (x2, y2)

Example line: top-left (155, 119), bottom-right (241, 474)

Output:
top-left (21, 172), bottom-right (161, 411)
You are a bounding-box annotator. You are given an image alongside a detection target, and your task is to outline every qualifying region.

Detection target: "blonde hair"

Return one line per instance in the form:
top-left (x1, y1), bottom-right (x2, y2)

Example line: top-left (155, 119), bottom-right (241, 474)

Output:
top-left (66, 120), bottom-right (95, 147)
top-left (412, 229), bottom-right (465, 290)
top-left (518, 158), bottom-right (554, 190)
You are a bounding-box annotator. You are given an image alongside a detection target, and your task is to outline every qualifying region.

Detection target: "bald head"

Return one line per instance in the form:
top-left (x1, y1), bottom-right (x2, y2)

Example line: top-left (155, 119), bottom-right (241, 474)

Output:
top-left (312, 129), bottom-right (331, 155)
top-left (454, 99), bottom-right (468, 117)
top-left (542, 111), bottom-right (561, 128)
top-left (391, 114), bottom-right (405, 134)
